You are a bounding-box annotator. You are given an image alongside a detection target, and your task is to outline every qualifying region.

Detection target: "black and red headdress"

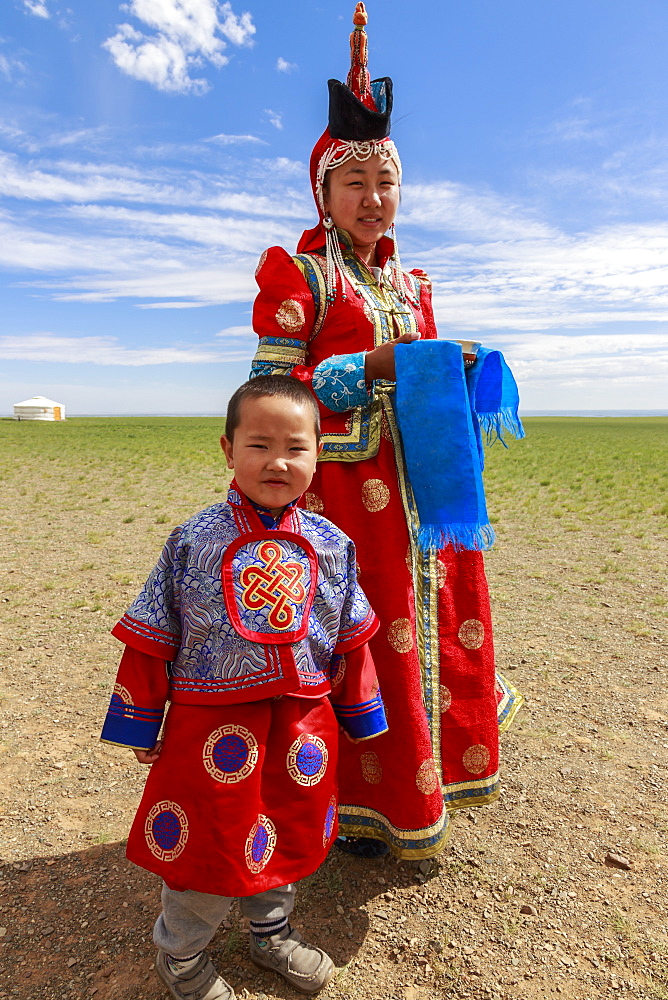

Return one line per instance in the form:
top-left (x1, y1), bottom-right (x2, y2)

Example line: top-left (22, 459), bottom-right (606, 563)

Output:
top-left (297, 3), bottom-right (406, 301)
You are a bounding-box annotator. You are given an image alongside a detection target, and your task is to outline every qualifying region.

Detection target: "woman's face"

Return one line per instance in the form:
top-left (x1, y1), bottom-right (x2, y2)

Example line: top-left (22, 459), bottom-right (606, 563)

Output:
top-left (323, 153), bottom-right (400, 252)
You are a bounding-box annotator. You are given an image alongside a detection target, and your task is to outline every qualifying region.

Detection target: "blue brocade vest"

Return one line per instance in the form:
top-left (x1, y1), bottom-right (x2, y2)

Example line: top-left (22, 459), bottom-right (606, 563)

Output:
top-left (111, 485), bottom-right (378, 706)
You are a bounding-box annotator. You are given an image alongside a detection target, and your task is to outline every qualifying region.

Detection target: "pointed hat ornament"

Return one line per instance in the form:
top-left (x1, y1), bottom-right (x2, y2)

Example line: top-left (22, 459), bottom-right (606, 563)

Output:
top-left (328, 2), bottom-right (393, 140)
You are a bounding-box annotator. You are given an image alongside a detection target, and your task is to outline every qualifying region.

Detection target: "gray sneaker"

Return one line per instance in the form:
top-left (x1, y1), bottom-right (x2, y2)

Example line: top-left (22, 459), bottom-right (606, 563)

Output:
top-left (249, 926), bottom-right (335, 994)
top-left (155, 950), bottom-right (236, 1000)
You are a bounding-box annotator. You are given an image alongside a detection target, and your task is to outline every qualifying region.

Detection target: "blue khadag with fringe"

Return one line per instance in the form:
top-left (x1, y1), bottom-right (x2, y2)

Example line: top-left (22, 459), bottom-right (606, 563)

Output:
top-left (394, 340), bottom-right (524, 552)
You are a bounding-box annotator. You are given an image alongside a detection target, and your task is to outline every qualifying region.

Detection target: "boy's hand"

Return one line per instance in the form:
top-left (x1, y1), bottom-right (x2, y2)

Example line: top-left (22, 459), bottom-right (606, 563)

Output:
top-left (133, 741), bottom-right (162, 764)
top-left (364, 332), bottom-right (419, 382)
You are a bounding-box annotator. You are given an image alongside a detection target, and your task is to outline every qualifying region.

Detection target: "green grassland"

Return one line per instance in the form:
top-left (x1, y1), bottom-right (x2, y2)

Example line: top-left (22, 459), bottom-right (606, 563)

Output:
top-left (484, 416), bottom-right (668, 529)
top-left (1, 413), bottom-right (666, 528)
top-left (0, 416), bottom-right (666, 626)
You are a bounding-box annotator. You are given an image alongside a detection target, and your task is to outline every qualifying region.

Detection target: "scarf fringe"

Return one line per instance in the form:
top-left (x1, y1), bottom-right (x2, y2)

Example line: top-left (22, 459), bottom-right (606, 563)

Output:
top-left (478, 408), bottom-right (526, 446)
top-left (416, 522), bottom-right (496, 553)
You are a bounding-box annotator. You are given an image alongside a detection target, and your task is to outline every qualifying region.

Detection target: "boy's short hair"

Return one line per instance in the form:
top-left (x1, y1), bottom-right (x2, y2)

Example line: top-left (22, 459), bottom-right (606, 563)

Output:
top-left (225, 375), bottom-right (321, 442)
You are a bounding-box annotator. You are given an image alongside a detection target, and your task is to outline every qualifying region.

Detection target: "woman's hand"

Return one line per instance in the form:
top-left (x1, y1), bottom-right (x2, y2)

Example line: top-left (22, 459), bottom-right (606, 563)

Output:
top-left (133, 740), bottom-right (162, 764)
top-left (364, 332), bottom-right (419, 382)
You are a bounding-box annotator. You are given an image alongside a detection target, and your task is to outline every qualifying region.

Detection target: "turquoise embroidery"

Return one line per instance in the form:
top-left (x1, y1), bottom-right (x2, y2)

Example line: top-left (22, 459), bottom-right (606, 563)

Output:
top-left (312, 352), bottom-right (368, 413)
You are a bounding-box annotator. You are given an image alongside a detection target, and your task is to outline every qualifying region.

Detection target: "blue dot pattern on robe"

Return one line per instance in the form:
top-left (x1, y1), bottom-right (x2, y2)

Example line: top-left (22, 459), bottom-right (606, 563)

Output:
top-left (152, 810), bottom-right (181, 851)
top-left (213, 734), bottom-right (249, 773)
top-left (252, 824), bottom-right (269, 863)
top-left (296, 741), bottom-right (324, 776)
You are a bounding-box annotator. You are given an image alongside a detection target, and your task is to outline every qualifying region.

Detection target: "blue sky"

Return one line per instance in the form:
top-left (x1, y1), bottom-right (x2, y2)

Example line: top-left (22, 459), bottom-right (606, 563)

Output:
top-left (1, 0), bottom-right (667, 415)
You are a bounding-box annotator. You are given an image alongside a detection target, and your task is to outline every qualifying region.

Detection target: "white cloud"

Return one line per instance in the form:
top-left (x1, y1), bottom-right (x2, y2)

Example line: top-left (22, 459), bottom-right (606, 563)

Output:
top-left (401, 181), bottom-right (551, 241)
top-left (0, 151), bottom-right (311, 219)
top-left (39, 262), bottom-right (258, 306)
top-left (103, 0), bottom-right (255, 95)
top-left (494, 332), bottom-right (668, 406)
top-left (0, 52), bottom-right (27, 82)
top-left (215, 324), bottom-right (254, 339)
top-left (263, 156), bottom-right (306, 177)
top-left (276, 57), bottom-right (296, 73)
top-left (0, 150), bottom-right (172, 203)
top-left (68, 204), bottom-right (301, 253)
top-left (264, 108), bottom-right (283, 130)
top-left (23, 0), bottom-right (50, 18)
top-left (397, 180), bottom-right (668, 333)
top-left (206, 132), bottom-right (265, 145)
top-left (421, 221), bottom-right (668, 333)
top-left (0, 333), bottom-right (254, 366)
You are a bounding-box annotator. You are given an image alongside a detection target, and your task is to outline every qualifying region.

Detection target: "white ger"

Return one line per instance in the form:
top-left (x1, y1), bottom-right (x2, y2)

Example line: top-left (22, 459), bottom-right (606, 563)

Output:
top-left (13, 395), bottom-right (66, 421)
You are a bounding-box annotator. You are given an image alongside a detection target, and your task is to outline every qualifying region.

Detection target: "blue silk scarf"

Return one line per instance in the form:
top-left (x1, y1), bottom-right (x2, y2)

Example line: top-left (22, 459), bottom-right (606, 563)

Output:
top-left (394, 340), bottom-right (524, 552)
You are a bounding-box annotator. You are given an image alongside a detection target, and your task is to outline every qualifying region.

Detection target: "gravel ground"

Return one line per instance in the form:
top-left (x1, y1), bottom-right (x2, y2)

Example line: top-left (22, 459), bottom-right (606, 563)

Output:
top-left (1, 441), bottom-right (667, 1000)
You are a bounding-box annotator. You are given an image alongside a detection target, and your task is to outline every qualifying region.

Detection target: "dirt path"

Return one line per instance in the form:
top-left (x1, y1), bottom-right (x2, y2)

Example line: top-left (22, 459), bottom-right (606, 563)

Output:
top-left (0, 421), bottom-right (667, 1000)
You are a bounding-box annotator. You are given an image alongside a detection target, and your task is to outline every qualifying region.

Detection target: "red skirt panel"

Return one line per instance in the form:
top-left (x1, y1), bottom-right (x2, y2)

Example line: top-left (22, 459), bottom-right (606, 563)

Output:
top-left (303, 434), bottom-right (500, 857)
top-left (126, 696), bottom-right (338, 896)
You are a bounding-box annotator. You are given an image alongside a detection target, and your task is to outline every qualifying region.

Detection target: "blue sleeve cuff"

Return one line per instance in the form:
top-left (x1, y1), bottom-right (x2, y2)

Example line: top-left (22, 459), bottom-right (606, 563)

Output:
top-left (100, 700), bottom-right (164, 750)
top-left (312, 352), bottom-right (368, 412)
top-left (333, 694), bottom-right (388, 740)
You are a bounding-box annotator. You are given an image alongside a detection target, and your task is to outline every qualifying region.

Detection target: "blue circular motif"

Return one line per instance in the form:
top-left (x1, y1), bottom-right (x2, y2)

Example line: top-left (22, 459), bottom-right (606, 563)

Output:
top-left (286, 734), bottom-right (328, 786)
top-left (296, 741), bottom-right (324, 776)
top-left (325, 803), bottom-right (335, 838)
top-left (203, 725), bottom-right (258, 784)
top-left (245, 814), bottom-right (276, 873)
top-left (152, 810), bottom-right (181, 851)
top-left (322, 795), bottom-right (337, 847)
top-left (212, 734), bottom-right (249, 773)
top-left (252, 824), bottom-right (269, 863)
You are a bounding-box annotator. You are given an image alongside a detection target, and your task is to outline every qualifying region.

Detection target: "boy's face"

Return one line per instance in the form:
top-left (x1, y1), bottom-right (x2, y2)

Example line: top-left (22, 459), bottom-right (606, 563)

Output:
top-left (221, 395), bottom-right (322, 516)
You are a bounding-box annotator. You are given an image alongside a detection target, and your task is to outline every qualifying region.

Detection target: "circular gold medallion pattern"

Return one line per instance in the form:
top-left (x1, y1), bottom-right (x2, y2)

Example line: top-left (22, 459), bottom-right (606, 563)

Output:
top-left (361, 478), bottom-right (390, 512)
top-left (462, 744), bottom-right (490, 774)
top-left (276, 298), bottom-right (305, 333)
top-left (255, 249), bottom-right (268, 277)
top-left (458, 619), bottom-right (485, 649)
top-left (360, 751), bottom-right (383, 784)
top-left (440, 685), bottom-right (452, 713)
top-left (415, 758), bottom-right (440, 795)
top-left (387, 617), bottom-right (413, 653)
top-left (304, 492), bottom-right (324, 513)
top-left (436, 559), bottom-right (447, 589)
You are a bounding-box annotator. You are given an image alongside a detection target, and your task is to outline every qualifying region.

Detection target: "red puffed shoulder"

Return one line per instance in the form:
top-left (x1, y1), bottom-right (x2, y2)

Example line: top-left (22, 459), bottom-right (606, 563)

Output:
top-left (410, 267), bottom-right (432, 288)
top-left (253, 247), bottom-right (317, 345)
top-left (410, 267), bottom-right (437, 340)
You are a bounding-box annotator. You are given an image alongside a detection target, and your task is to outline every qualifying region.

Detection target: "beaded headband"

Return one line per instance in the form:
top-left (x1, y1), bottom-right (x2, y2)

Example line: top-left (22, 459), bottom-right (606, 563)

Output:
top-left (314, 138), bottom-right (402, 216)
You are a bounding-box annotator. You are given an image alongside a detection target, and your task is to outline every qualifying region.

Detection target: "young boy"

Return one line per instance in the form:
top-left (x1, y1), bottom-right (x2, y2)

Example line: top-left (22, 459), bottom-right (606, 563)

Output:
top-left (101, 375), bottom-right (387, 1000)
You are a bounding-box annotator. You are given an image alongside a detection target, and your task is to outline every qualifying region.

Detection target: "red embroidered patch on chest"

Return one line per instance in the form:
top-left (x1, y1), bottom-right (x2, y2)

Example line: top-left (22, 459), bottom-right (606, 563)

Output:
top-left (222, 531), bottom-right (318, 644)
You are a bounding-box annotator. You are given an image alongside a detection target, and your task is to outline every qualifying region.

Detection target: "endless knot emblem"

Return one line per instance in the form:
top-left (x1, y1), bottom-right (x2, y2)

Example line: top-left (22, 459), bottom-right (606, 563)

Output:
top-left (239, 540), bottom-right (306, 631)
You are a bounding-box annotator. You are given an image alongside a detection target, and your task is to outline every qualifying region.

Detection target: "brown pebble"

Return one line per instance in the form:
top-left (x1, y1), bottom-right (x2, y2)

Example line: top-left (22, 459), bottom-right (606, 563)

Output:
top-left (520, 904), bottom-right (538, 916)
top-left (605, 852), bottom-right (631, 870)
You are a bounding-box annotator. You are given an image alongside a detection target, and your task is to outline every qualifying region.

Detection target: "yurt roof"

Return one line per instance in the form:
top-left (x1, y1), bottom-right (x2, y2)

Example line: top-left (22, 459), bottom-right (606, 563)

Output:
top-left (13, 395), bottom-right (64, 408)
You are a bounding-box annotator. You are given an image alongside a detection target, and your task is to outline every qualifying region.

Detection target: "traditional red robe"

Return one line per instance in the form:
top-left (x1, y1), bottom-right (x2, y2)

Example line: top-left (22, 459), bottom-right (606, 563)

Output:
top-left (251, 234), bottom-right (522, 858)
